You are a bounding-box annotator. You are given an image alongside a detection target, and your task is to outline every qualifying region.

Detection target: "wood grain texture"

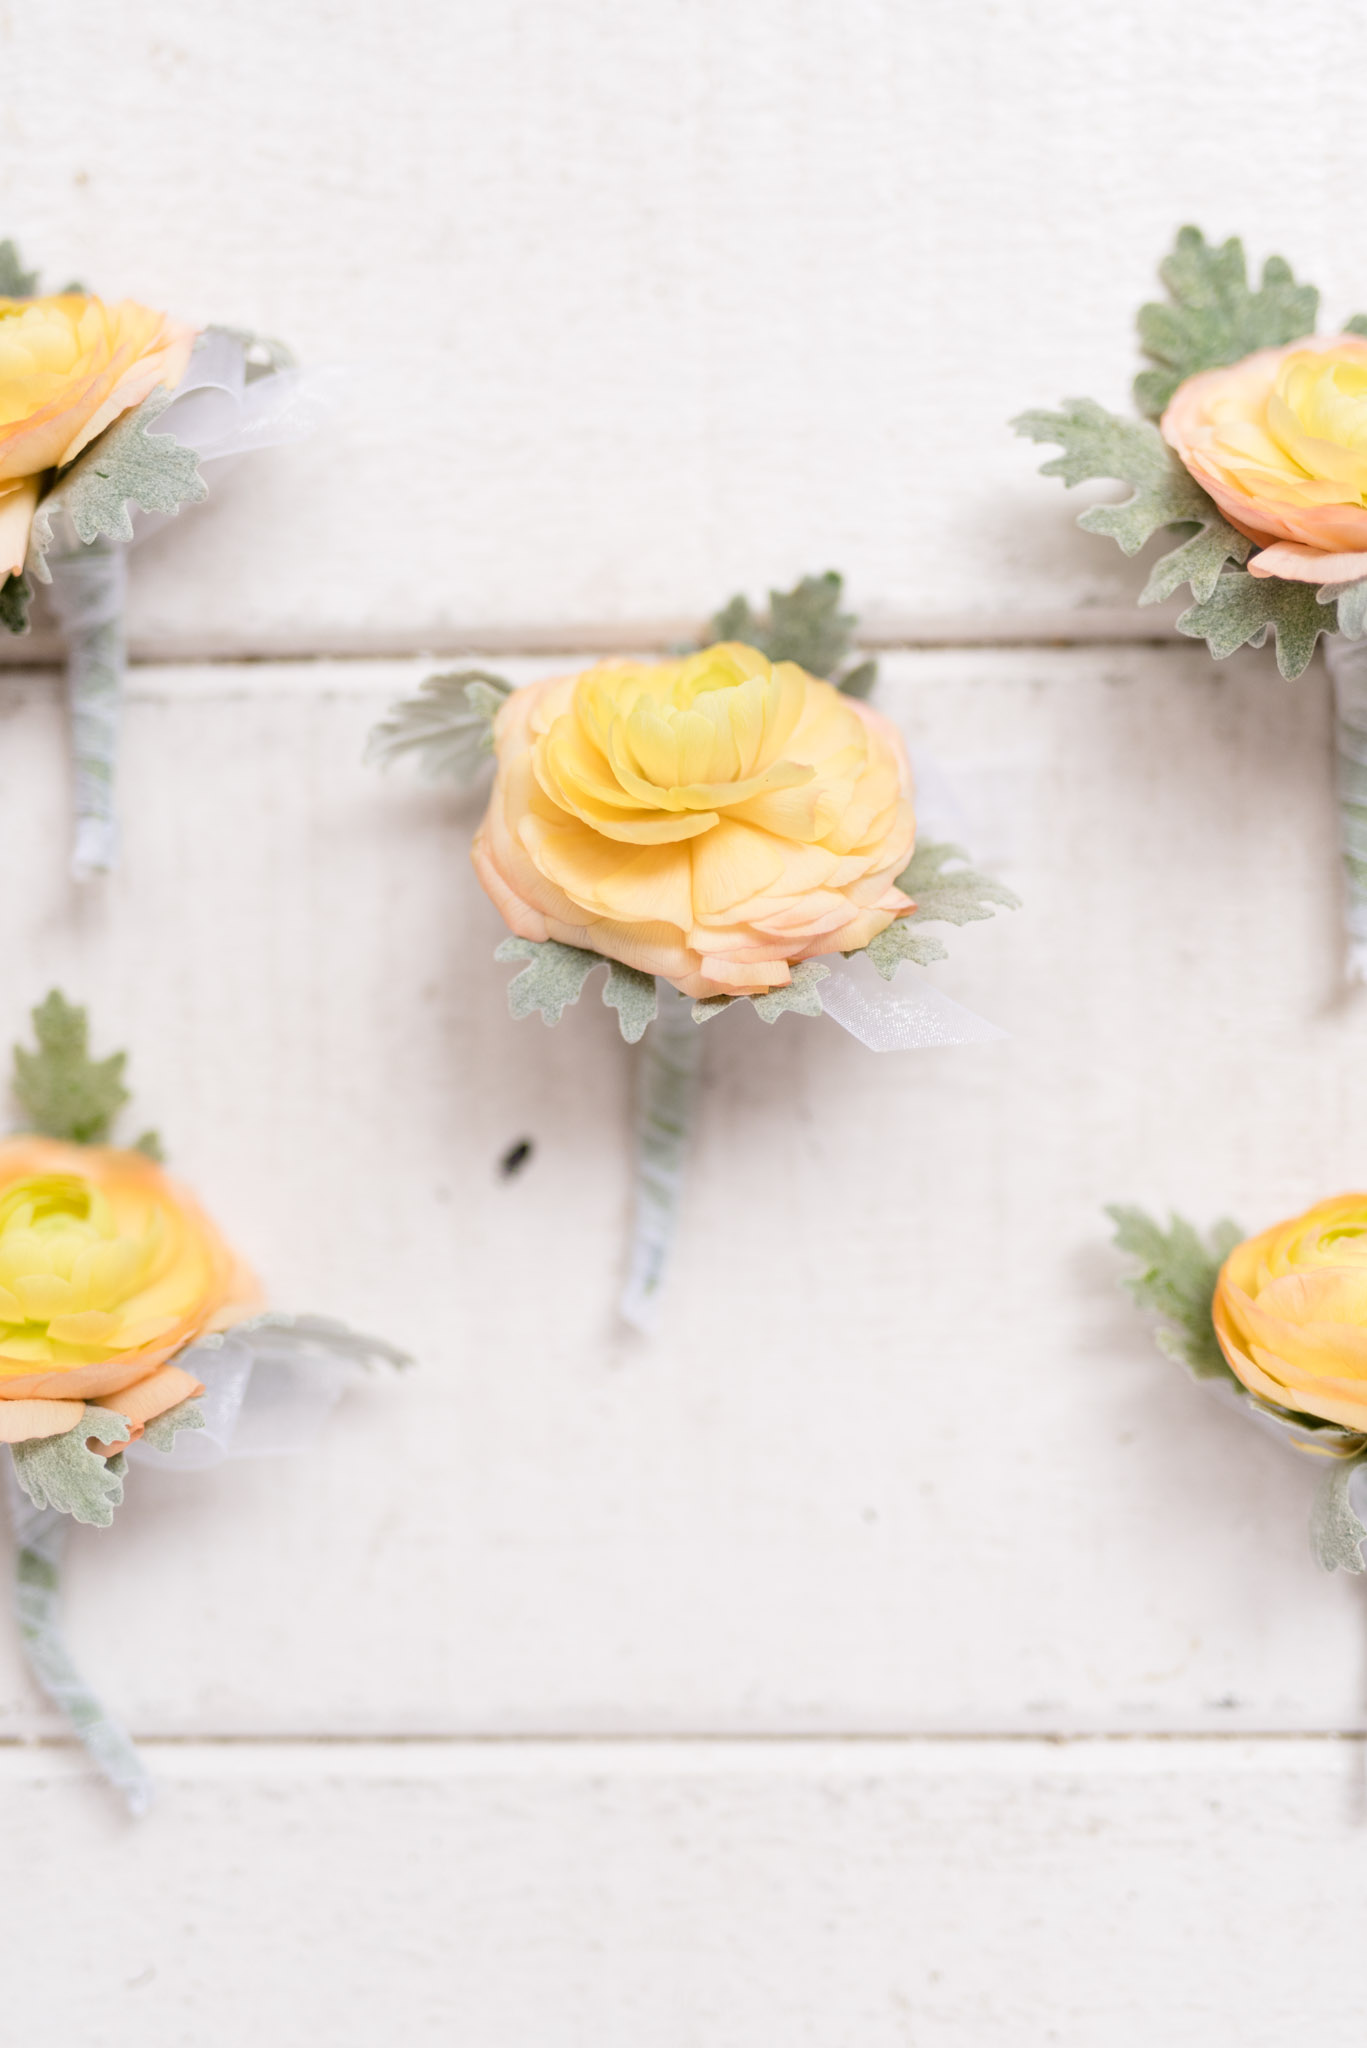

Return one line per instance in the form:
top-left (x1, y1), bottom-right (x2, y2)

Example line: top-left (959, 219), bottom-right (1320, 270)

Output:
top-left (0, 646), bottom-right (1360, 1743)
top-left (5, 1), bottom-right (1367, 644)
top-left (1, 1737), bottom-right (1362, 2048)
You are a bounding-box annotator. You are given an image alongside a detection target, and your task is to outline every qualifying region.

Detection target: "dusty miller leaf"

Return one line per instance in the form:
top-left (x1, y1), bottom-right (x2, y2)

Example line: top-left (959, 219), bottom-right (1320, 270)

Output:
top-left (856, 842), bottom-right (1016, 981)
top-left (13, 990), bottom-right (129, 1143)
top-left (0, 239), bottom-right (39, 297)
top-left (860, 922), bottom-right (950, 980)
top-left (11, 1405), bottom-right (130, 1525)
top-left (602, 962), bottom-right (658, 1043)
top-left (496, 938), bottom-right (662, 1043)
top-left (0, 571), bottom-right (30, 636)
top-left (139, 1397), bottom-right (206, 1454)
top-left (709, 570), bottom-right (875, 693)
top-left (1176, 570), bottom-right (1337, 680)
top-left (1012, 398), bottom-right (1250, 604)
top-left (897, 841), bottom-right (1020, 923)
top-left (366, 670), bottom-right (513, 784)
top-left (1328, 578), bottom-right (1367, 641)
top-left (496, 936), bottom-right (603, 1027)
top-left (750, 960), bottom-right (830, 1023)
top-left (1134, 226), bottom-right (1319, 420)
top-left (27, 387), bottom-right (206, 577)
top-left (1107, 1204), bottom-right (1242, 1382)
top-left (1310, 1453), bottom-right (1367, 1574)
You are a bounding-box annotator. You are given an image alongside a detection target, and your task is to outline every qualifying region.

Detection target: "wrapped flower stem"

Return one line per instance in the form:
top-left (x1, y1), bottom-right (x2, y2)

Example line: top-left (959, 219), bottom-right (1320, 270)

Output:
top-left (46, 540), bottom-right (126, 881)
top-left (619, 990), bottom-right (704, 1333)
top-left (5, 1463), bottom-right (152, 1816)
top-left (1324, 635), bottom-right (1367, 985)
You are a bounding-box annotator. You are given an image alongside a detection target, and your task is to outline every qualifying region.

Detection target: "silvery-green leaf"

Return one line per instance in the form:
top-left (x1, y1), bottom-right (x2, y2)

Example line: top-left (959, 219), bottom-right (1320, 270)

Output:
top-left (496, 936), bottom-right (602, 1026)
top-left (1328, 582), bottom-right (1367, 641)
top-left (27, 387), bottom-right (206, 579)
top-left (838, 658), bottom-right (878, 699)
top-left (1176, 570), bottom-right (1336, 679)
top-left (1012, 398), bottom-right (1249, 603)
top-left (709, 570), bottom-right (873, 689)
top-left (860, 921), bottom-right (950, 981)
top-left (366, 670), bottom-right (513, 784)
top-left (0, 239), bottom-right (39, 297)
top-left (0, 571), bottom-right (30, 635)
top-left (603, 963), bottom-right (658, 1044)
top-left (751, 960), bottom-right (830, 1023)
top-left (1309, 1453), bottom-right (1367, 1574)
top-left (1133, 227), bottom-right (1318, 419)
top-left (13, 989), bottom-right (130, 1144)
top-left (139, 1397), bottom-right (206, 1455)
top-left (692, 994), bottom-right (734, 1023)
top-left (11, 1406), bottom-right (131, 1526)
top-left (894, 841), bottom-right (1020, 929)
top-left (1107, 1204), bottom-right (1242, 1381)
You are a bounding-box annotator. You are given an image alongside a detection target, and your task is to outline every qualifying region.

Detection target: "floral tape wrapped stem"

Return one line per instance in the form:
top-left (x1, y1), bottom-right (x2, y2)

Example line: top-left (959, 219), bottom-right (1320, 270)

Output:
top-left (47, 540), bottom-right (126, 879)
top-left (1325, 636), bottom-right (1367, 984)
top-left (619, 989), bottom-right (704, 1333)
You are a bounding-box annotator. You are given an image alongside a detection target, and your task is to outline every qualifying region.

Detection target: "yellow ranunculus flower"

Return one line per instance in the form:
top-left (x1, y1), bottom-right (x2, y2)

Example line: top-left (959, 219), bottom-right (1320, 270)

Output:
top-left (0, 1137), bottom-right (258, 1447)
top-left (472, 642), bottom-right (917, 1000)
top-left (1162, 335), bottom-right (1367, 585)
top-left (0, 292), bottom-right (198, 577)
top-left (1213, 1194), bottom-right (1367, 1432)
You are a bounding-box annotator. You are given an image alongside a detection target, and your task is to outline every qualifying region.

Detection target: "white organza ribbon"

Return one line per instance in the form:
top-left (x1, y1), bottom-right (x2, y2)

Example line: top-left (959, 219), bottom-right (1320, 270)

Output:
top-left (5, 1314), bottom-right (403, 1814)
top-left (1324, 636), bottom-right (1367, 985)
top-left (47, 333), bottom-right (339, 880)
top-left (126, 1313), bottom-right (404, 1471)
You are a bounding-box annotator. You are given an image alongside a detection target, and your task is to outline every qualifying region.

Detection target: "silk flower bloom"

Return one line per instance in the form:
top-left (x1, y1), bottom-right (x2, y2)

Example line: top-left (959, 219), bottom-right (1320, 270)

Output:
top-left (1213, 1194), bottom-right (1367, 1433)
top-left (0, 292), bottom-right (198, 577)
top-left (1162, 335), bottom-right (1367, 585)
top-left (472, 643), bottom-right (918, 1000)
top-left (0, 1136), bottom-right (257, 1449)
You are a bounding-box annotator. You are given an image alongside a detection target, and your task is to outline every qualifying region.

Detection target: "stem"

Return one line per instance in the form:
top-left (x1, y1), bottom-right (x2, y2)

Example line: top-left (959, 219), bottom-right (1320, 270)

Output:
top-left (619, 989), bottom-right (704, 1334)
top-left (47, 540), bottom-right (127, 881)
top-left (6, 1457), bottom-right (152, 1815)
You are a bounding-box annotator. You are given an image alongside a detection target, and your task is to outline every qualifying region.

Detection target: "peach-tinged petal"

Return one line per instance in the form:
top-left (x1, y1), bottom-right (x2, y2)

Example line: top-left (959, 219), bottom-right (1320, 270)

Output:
top-left (469, 643), bottom-right (919, 998)
top-left (0, 474), bottom-right (37, 577)
top-left (90, 1361), bottom-right (203, 1429)
top-left (1247, 543), bottom-right (1367, 584)
top-left (0, 1397), bottom-right (83, 1444)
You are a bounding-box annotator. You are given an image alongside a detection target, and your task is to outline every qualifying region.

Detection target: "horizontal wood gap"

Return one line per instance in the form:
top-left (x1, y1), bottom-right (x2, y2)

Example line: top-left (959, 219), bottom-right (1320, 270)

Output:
top-left (0, 610), bottom-right (1187, 669)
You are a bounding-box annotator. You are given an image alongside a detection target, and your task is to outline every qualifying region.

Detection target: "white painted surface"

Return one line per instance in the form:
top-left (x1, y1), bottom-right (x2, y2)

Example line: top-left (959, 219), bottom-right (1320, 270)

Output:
top-left (4, 1738), bottom-right (1364, 2048)
top-left (0, 646), bottom-right (1358, 1745)
top-left (6, 0), bottom-right (1367, 645)
top-left (3, 3), bottom-right (1367, 2037)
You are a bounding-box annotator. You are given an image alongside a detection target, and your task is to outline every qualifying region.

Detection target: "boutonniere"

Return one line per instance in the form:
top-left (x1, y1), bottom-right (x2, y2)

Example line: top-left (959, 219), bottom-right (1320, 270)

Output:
top-left (370, 574), bottom-right (1018, 1326)
top-left (1, 993), bottom-right (405, 1812)
top-left (1017, 226), bottom-right (1367, 980)
top-left (0, 237), bottom-right (330, 877)
top-left (1112, 1196), bottom-right (1367, 1575)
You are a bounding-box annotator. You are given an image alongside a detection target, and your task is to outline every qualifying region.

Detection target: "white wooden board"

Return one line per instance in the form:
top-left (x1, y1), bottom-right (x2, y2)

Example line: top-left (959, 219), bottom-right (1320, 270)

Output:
top-left (5, 1), bottom-right (1367, 646)
top-left (2, 1737), bottom-right (1361, 2048)
top-left (0, 646), bottom-right (1359, 1744)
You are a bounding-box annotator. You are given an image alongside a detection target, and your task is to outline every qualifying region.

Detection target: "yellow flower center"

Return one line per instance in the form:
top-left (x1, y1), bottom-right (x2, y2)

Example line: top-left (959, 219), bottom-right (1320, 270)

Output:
top-left (0, 295), bottom-right (109, 429)
top-left (0, 1170), bottom-right (169, 1365)
top-left (1206, 345), bottom-right (1367, 509)
top-left (536, 643), bottom-right (825, 847)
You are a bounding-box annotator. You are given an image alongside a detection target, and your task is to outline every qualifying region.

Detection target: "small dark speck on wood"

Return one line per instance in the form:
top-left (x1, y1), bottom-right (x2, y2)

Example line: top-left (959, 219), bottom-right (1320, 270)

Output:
top-left (500, 1138), bottom-right (534, 1178)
